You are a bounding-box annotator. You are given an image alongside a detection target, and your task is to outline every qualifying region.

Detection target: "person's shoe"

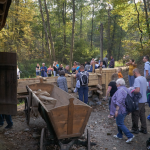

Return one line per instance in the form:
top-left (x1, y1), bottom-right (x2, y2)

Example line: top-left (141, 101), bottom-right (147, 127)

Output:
top-left (126, 135), bottom-right (135, 143)
top-left (130, 129), bottom-right (139, 134)
top-left (139, 129), bottom-right (147, 134)
top-left (113, 135), bottom-right (123, 140)
top-left (5, 124), bottom-right (13, 130)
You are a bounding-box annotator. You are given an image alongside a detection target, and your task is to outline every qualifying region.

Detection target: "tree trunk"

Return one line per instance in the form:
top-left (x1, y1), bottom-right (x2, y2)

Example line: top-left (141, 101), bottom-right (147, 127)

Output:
top-left (38, 0), bottom-right (52, 64)
top-left (80, 4), bottom-right (83, 39)
top-left (69, 0), bottom-right (75, 69)
top-left (42, 26), bottom-right (44, 58)
top-left (143, 0), bottom-right (150, 39)
top-left (117, 28), bottom-right (122, 60)
top-left (109, 16), bottom-right (117, 57)
top-left (91, 1), bottom-right (94, 49)
top-left (62, 0), bottom-right (66, 63)
top-left (44, 0), bottom-right (56, 61)
top-left (107, 6), bottom-right (111, 59)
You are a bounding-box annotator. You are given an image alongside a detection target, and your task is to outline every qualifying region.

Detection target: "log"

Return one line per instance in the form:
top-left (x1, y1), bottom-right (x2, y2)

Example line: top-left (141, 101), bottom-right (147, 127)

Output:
top-left (97, 84), bottom-right (102, 90)
top-left (97, 90), bottom-right (103, 95)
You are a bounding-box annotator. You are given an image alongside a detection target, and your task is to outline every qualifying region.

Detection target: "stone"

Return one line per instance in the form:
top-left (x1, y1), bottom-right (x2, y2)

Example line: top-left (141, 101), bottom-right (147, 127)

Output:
top-left (32, 133), bottom-right (40, 139)
top-left (24, 128), bottom-right (30, 132)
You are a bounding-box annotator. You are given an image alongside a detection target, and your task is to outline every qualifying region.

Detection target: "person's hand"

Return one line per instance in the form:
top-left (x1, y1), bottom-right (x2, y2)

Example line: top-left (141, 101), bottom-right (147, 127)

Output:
top-left (108, 115), bottom-right (114, 119)
top-left (115, 111), bottom-right (118, 118)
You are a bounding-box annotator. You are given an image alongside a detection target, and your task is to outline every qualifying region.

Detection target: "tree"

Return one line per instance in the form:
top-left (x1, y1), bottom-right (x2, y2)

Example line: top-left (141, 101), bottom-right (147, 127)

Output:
top-left (38, 0), bottom-right (52, 64)
top-left (70, 0), bottom-right (75, 68)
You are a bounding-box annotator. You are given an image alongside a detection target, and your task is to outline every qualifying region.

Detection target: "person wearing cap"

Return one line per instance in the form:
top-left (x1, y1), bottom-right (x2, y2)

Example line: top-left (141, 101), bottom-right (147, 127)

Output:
top-left (57, 70), bottom-right (68, 92)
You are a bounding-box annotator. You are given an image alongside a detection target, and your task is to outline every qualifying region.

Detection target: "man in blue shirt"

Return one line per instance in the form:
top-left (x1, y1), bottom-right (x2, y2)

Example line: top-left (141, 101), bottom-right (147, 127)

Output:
top-left (87, 61), bottom-right (98, 72)
top-left (143, 56), bottom-right (150, 77)
top-left (40, 63), bottom-right (47, 77)
top-left (56, 61), bottom-right (59, 68)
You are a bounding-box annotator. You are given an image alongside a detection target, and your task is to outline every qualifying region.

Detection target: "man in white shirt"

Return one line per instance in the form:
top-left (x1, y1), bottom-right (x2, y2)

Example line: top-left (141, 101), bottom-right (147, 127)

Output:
top-left (143, 56), bottom-right (150, 77)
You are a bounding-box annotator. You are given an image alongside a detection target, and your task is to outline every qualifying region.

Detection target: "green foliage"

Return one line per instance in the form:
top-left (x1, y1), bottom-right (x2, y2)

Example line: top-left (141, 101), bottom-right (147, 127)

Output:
top-left (1, 0), bottom-right (150, 76)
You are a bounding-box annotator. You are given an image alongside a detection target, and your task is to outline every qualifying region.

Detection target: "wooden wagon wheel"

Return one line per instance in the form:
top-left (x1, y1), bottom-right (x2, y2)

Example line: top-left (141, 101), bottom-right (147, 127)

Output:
top-left (24, 97), bottom-right (30, 125)
top-left (40, 128), bottom-right (46, 150)
top-left (87, 129), bottom-right (90, 150)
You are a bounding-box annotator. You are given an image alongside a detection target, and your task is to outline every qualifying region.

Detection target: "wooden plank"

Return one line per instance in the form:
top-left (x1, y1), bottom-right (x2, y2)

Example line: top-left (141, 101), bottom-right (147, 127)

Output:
top-left (67, 98), bottom-right (74, 134)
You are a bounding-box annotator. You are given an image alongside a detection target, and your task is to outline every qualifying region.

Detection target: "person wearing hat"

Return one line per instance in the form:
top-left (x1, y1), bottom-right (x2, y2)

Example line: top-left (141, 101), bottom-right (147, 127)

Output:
top-left (57, 70), bottom-right (68, 92)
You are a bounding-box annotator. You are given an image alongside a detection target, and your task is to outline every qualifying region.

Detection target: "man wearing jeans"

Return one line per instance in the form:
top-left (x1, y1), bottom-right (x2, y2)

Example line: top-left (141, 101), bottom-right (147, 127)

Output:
top-left (0, 115), bottom-right (13, 129)
top-left (75, 65), bottom-right (89, 104)
top-left (131, 68), bottom-right (147, 134)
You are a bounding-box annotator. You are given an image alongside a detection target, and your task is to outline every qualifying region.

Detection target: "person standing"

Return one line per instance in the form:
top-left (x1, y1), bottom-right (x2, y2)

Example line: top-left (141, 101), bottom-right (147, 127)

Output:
top-left (64, 65), bottom-right (72, 74)
top-left (109, 56), bottom-right (115, 68)
top-left (56, 61), bottom-right (59, 68)
top-left (103, 55), bottom-right (108, 68)
top-left (58, 64), bottom-right (64, 73)
top-left (131, 68), bottom-right (147, 134)
top-left (109, 78), bottom-right (134, 143)
top-left (143, 56), bottom-right (150, 77)
top-left (53, 62), bottom-right (58, 76)
top-left (36, 63), bottom-right (40, 76)
top-left (105, 73), bottom-right (118, 111)
top-left (75, 65), bottom-right (89, 104)
top-left (47, 65), bottom-right (54, 77)
top-left (126, 59), bottom-right (137, 87)
top-left (57, 70), bottom-right (68, 92)
top-left (40, 63), bottom-right (47, 77)
top-left (0, 115), bottom-right (13, 129)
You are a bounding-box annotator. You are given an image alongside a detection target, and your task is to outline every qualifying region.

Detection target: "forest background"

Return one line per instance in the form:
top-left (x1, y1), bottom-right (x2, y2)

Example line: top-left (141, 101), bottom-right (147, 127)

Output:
top-left (0, 0), bottom-right (150, 78)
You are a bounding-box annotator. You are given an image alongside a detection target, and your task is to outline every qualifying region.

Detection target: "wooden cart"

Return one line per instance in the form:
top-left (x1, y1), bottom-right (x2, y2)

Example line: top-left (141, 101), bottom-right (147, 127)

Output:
top-left (25, 83), bottom-right (94, 150)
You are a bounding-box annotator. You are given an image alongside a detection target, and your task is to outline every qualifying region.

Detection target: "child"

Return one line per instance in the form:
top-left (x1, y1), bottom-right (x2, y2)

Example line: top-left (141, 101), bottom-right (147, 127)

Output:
top-left (118, 68), bottom-right (123, 78)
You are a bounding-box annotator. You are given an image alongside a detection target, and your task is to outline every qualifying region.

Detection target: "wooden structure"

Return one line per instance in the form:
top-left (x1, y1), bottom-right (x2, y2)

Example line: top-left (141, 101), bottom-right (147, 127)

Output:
top-left (0, 52), bottom-right (17, 115)
top-left (17, 68), bottom-right (118, 97)
top-left (27, 83), bottom-right (92, 140)
top-left (25, 83), bottom-right (93, 150)
top-left (95, 68), bottom-right (116, 95)
top-left (0, 0), bottom-right (11, 31)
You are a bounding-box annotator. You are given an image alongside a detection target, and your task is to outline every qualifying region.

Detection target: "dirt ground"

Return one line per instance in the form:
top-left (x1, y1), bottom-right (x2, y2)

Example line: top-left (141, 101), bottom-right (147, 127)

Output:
top-left (0, 64), bottom-right (149, 150)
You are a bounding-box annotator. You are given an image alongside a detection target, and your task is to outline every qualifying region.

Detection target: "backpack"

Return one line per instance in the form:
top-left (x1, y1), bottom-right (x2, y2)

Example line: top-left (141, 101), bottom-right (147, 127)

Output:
top-left (122, 89), bottom-right (139, 113)
top-left (80, 71), bottom-right (88, 86)
top-left (48, 69), bottom-right (52, 74)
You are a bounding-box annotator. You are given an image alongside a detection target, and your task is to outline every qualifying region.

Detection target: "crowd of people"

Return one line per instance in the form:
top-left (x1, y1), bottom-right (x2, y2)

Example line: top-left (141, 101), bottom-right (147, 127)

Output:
top-left (106, 55), bottom-right (150, 144)
top-left (35, 55), bottom-right (115, 78)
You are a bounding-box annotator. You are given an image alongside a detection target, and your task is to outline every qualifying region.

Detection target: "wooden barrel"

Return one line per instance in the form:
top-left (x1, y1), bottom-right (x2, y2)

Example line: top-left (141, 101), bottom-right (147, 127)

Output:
top-left (0, 52), bottom-right (17, 115)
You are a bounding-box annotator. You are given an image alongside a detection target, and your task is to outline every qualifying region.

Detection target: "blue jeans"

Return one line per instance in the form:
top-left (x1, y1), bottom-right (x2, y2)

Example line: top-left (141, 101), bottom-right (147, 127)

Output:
top-left (78, 86), bottom-right (88, 104)
top-left (36, 72), bottom-right (39, 76)
top-left (128, 75), bottom-right (135, 87)
top-left (0, 115), bottom-right (13, 126)
top-left (53, 71), bottom-right (56, 77)
top-left (116, 113), bottom-right (133, 139)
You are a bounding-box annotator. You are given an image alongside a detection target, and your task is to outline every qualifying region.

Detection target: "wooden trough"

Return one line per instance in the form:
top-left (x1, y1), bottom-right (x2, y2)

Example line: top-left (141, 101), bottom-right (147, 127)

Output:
top-left (26, 83), bottom-right (93, 149)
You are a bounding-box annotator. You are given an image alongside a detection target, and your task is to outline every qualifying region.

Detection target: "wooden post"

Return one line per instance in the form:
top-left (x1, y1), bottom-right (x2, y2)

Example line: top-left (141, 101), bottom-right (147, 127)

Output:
top-left (92, 63), bottom-right (95, 73)
top-left (99, 23), bottom-right (103, 99)
top-left (40, 78), bottom-right (43, 83)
